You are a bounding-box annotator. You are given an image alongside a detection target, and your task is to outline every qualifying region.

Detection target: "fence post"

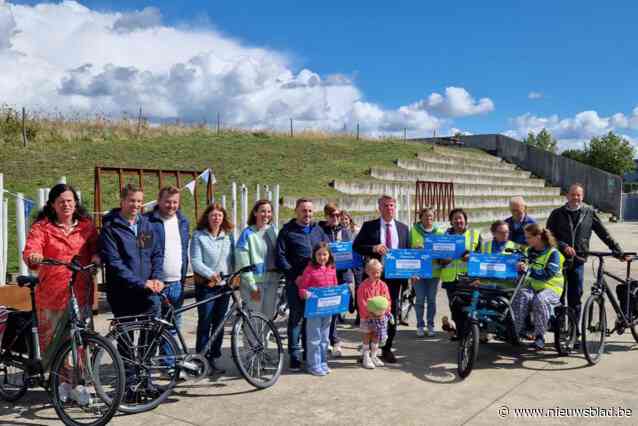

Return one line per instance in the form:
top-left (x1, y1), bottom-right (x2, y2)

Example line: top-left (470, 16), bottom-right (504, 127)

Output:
top-left (137, 106), bottom-right (143, 137)
top-left (217, 112), bottom-right (221, 135)
top-left (231, 182), bottom-right (238, 240)
top-left (1, 197), bottom-right (7, 285)
top-left (240, 184), bottom-right (248, 231)
top-left (77, 191), bottom-right (82, 205)
top-left (59, 176), bottom-right (67, 184)
top-left (256, 184), bottom-right (261, 203)
top-left (356, 122), bottom-right (360, 140)
top-left (21, 107), bottom-right (28, 147)
top-left (221, 195), bottom-right (227, 210)
top-left (274, 184), bottom-right (280, 228)
top-left (290, 118), bottom-right (294, 137)
top-left (16, 193), bottom-right (28, 275)
top-left (0, 173), bottom-right (4, 285)
top-left (37, 188), bottom-right (46, 209)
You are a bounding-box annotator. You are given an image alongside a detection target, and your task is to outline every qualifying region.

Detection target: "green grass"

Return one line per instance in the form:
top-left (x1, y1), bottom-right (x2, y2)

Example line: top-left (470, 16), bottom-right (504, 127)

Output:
top-left (1, 128), bottom-right (434, 273)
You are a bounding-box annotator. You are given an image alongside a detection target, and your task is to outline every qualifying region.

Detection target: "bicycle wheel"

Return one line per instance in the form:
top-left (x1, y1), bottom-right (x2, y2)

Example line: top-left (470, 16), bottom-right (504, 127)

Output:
top-left (105, 321), bottom-right (181, 413)
top-left (50, 333), bottom-right (124, 426)
top-left (232, 312), bottom-right (284, 389)
top-left (581, 295), bottom-right (607, 365)
top-left (0, 342), bottom-right (30, 402)
top-left (552, 306), bottom-right (578, 356)
top-left (457, 322), bottom-right (479, 379)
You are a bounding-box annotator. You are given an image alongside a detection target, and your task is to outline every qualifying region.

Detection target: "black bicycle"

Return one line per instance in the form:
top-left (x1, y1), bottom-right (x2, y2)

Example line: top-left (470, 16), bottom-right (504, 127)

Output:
top-left (104, 265), bottom-right (284, 414)
top-left (0, 258), bottom-right (125, 426)
top-left (580, 251), bottom-right (638, 365)
top-left (272, 275), bottom-right (289, 322)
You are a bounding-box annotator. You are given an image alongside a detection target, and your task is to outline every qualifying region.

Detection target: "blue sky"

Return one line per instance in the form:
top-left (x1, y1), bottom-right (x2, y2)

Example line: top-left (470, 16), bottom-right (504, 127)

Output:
top-left (5, 1), bottom-right (638, 145)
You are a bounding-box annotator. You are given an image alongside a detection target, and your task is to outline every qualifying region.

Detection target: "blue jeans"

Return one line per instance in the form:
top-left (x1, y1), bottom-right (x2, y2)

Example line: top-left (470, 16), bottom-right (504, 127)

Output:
top-left (306, 315), bottom-right (331, 372)
top-left (195, 285), bottom-right (230, 360)
top-left (286, 280), bottom-right (306, 364)
top-left (565, 263), bottom-right (584, 325)
top-left (415, 278), bottom-right (439, 329)
top-left (160, 281), bottom-right (183, 364)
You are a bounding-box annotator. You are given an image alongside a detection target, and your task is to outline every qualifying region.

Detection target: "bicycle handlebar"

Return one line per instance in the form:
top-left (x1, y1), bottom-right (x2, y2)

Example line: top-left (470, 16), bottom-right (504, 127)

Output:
top-left (585, 251), bottom-right (637, 259)
top-left (37, 257), bottom-right (98, 273)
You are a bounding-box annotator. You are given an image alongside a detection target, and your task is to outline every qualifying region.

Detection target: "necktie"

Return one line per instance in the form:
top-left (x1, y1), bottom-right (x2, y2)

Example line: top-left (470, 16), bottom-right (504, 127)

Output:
top-left (385, 222), bottom-right (392, 249)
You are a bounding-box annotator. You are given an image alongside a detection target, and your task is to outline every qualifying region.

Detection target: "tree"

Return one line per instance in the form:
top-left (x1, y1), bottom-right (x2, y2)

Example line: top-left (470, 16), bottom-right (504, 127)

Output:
top-left (523, 128), bottom-right (558, 153)
top-left (561, 148), bottom-right (588, 163)
top-left (586, 132), bottom-right (635, 176)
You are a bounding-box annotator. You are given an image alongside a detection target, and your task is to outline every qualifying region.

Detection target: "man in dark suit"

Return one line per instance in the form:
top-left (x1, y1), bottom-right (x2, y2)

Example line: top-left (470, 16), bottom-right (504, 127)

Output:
top-left (353, 195), bottom-right (409, 363)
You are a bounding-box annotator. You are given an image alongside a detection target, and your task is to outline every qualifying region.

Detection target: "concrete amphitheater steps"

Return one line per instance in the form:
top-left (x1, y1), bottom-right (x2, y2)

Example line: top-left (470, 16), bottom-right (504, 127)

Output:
top-left (430, 145), bottom-right (504, 163)
top-left (397, 158), bottom-right (531, 179)
top-left (369, 168), bottom-right (548, 188)
top-left (331, 179), bottom-right (561, 197)
top-left (415, 153), bottom-right (517, 171)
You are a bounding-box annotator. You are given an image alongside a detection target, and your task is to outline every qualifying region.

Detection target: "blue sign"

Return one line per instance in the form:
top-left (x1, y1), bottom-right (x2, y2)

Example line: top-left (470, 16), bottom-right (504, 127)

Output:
top-left (329, 241), bottom-right (363, 270)
top-left (467, 253), bottom-right (520, 280)
top-left (424, 234), bottom-right (466, 259)
top-left (383, 249), bottom-right (433, 279)
top-left (304, 284), bottom-right (351, 318)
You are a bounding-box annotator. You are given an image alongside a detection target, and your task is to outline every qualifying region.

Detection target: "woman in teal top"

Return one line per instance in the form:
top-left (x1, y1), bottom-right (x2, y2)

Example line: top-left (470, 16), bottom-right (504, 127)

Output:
top-left (409, 207), bottom-right (444, 337)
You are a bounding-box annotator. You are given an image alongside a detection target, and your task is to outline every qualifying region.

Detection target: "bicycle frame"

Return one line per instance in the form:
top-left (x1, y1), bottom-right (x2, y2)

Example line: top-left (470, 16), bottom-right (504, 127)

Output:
top-left (590, 256), bottom-right (638, 333)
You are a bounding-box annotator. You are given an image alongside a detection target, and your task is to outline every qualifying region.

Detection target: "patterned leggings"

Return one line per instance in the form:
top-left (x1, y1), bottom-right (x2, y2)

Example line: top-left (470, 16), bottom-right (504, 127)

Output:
top-left (512, 288), bottom-right (560, 338)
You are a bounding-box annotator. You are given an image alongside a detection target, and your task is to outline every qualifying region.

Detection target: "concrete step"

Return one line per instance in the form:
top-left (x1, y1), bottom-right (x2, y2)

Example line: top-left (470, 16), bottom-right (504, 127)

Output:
top-left (432, 145), bottom-right (504, 163)
top-left (397, 158), bottom-right (531, 179)
top-left (414, 153), bottom-right (517, 172)
top-left (331, 179), bottom-right (561, 197)
top-left (369, 168), bottom-right (547, 188)
top-left (282, 194), bottom-right (563, 212)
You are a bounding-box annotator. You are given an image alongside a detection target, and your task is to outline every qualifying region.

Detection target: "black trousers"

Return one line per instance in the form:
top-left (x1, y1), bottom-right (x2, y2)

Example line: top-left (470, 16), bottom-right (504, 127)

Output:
top-left (443, 281), bottom-right (465, 335)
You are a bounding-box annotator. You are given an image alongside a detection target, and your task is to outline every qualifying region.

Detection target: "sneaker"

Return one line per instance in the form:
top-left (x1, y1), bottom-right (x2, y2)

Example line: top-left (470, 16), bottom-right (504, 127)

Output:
top-left (58, 382), bottom-right (73, 403)
top-left (427, 327), bottom-right (436, 337)
top-left (362, 351), bottom-right (375, 369)
top-left (332, 342), bottom-right (343, 358)
top-left (381, 349), bottom-right (397, 364)
top-left (289, 359), bottom-right (302, 372)
top-left (416, 327), bottom-right (425, 338)
top-left (371, 353), bottom-right (384, 367)
top-left (532, 336), bottom-right (545, 350)
top-left (321, 363), bottom-right (331, 374)
top-left (307, 367), bottom-right (327, 376)
top-left (69, 385), bottom-right (92, 406)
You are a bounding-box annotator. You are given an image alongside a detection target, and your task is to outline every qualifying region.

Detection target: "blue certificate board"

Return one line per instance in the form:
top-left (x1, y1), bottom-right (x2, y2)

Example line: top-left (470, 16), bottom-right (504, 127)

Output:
top-left (329, 241), bottom-right (363, 270)
top-left (424, 234), bottom-right (466, 259)
top-left (467, 254), bottom-right (520, 280)
top-left (383, 249), bottom-right (433, 279)
top-left (304, 284), bottom-right (351, 318)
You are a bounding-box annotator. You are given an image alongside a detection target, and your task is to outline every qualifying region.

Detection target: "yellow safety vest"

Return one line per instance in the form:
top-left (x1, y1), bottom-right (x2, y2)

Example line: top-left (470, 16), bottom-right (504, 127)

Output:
top-left (526, 247), bottom-right (564, 296)
top-left (480, 240), bottom-right (518, 254)
top-left (440, 229), bottom-right (481, 283)
top-left (410, 224), bottom-right (444, 278)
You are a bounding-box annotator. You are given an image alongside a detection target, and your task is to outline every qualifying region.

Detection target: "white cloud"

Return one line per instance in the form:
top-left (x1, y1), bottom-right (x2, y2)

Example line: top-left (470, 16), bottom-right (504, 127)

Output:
top-left (528, 91), bottom-right (543, 100)
top-left (411, 86), bottom-right (494, 118)
top-left (0, 1), bottom-right (493, 137)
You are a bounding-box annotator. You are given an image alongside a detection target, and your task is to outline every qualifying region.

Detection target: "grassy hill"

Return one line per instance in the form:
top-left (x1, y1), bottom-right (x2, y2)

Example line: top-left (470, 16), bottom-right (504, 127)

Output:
top-left (1, 121), bottom-right (432, 273)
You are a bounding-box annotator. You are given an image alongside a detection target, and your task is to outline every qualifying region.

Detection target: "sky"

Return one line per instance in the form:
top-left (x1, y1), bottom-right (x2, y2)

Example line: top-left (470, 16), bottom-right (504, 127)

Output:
top-left (2, 0), bottom-right (638, 149)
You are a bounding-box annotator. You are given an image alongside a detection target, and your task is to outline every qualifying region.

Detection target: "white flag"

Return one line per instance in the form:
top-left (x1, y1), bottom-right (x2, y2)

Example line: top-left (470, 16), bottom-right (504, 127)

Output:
top-left (198, 168), bottom-right (217, 185)
top-left (184, 180), bottom-right (196, 195)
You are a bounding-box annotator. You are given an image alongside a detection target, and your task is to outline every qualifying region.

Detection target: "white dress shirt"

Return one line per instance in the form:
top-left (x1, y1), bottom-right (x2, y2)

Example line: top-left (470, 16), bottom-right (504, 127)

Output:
top-left (379, 218), bottom-right (399, 249)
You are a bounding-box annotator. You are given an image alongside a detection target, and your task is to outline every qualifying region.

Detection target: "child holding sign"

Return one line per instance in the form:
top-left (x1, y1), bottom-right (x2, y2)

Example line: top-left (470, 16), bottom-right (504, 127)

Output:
top-left (297, 242), bottom-right (338, 376)
top-left (357, 259), bottom-right (392, 369)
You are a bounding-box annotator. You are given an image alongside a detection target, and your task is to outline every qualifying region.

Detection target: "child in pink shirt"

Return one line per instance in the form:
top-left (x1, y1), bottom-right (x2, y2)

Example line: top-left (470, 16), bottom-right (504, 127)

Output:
top-left (357, 259), bottom-right (391, 369)
top-left (296, 242), bottom-right (338, 376)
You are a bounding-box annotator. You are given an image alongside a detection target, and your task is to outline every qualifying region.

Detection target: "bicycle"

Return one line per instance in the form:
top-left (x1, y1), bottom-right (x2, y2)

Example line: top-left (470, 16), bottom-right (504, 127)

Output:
top-left (104, 265), bottom-right (284, 414)
top-left (580, 251), bottom-right (638, 365)
top-left (272, 275), bottom-right (289, 322)
top-left (0, 258), bottom-right (125, 426)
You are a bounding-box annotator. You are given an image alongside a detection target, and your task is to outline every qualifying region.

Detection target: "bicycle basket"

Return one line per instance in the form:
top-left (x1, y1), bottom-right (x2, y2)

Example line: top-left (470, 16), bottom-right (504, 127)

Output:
top-left (0, 310), bottom-right (31, 354)
top-left (616, 281), bottom-right (638, 317)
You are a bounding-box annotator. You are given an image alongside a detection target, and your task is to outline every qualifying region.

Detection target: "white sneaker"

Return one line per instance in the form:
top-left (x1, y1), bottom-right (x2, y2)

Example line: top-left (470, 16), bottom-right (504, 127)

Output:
top-left (69, 385), bottom-right (92, 406)
top-left (416, 327), bottom-right (425, 337)
top-left (371, 353), bottom-right (385, 367)
top-left (427, 327), bottom-right (436, 337)
top-left (362, 350), bottom-right (375, 369)
top-left (58, 382), bottom-right (72, 403)
top-left (332, 342), bottom-right (343, 358)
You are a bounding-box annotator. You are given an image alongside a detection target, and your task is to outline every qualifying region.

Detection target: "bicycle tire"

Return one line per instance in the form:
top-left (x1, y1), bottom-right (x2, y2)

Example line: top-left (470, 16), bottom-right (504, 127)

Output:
top-left (553, 306), bottom-right (577, 356)
top-left (457, 323), bottom-right (479, 379)
top-left (105, 321), bottom-right (180, 414)
top-left (0, 337), bottom-right (31, 402)
top-left (631, 322), bottom-right (638, 344)
top-left (232, 312), bottom-right (284, 389)
top-left (50, 333), bottom-right (125, 426)
top-left (581, 295), bottom-right (606, 365)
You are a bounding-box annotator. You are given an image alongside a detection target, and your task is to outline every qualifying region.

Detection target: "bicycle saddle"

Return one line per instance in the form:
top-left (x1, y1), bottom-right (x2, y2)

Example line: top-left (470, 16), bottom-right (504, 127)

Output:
top-left (17, 276), bottom-right (39, 288)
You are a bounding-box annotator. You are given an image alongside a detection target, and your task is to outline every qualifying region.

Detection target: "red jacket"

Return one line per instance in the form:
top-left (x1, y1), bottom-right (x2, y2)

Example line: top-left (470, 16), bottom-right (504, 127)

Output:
top-left (297, 263), bottom-right (338, 299)
top-left (23, 218), bottom-right (98, 310)
top-left (357, 278), bottom-right (391, 320)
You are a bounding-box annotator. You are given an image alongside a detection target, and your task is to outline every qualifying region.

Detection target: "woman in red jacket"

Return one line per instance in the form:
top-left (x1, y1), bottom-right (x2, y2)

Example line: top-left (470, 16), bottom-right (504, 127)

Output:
top-left (22, 184), bottom-right (99, 354)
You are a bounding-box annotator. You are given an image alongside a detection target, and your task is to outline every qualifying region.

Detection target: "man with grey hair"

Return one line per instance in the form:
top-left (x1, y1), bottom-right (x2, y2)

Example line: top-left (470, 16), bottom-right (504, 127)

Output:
top-left (505, 196), bottom-right (536, 246)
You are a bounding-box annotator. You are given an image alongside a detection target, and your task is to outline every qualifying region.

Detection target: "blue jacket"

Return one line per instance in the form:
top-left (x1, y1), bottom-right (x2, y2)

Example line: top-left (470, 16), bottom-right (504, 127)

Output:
top-left (100, 209), bottom-right (164, 302)
top-left (190, 229), bottom-right (235, 279)
top-left (276, 219), bottom-right (329, 281)
top-left (505, 214), bottom-right (536, 246)
top-left (146, 208), bottom-right (190, 283)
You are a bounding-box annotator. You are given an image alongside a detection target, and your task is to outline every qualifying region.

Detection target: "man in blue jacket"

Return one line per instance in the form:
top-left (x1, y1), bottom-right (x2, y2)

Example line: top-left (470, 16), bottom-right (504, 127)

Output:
top-left (276, 198), bottom-right (329, 371)
top-left (100, 184), bottom-right (165, 318)
top-left (146, 186), bottom-right (190, 327)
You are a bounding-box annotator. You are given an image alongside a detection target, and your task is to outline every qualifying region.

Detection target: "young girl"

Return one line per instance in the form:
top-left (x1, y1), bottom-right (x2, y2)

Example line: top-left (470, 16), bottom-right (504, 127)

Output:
top-left (297, 242), bottom-right (338, 376)
top-left (357, 259), bottom-right (392, 369)
top-left (512, 224), bottom-right (564, 350)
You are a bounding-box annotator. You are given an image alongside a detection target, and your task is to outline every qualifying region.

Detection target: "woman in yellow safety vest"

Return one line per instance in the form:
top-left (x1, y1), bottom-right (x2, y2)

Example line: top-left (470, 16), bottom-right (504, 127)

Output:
top-left (512, 223), bottom-right (564, 350)
top-left (439, 208), bottom-right (482, 340)
top-left (409, 207), bottom-right (444, 337)
top-left (477, 220), bottom-right (518, 288)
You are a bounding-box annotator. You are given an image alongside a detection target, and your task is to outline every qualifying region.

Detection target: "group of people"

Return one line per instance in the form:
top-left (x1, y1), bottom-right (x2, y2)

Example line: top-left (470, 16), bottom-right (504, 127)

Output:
top-left (21, 180), bottom-right (627, 381)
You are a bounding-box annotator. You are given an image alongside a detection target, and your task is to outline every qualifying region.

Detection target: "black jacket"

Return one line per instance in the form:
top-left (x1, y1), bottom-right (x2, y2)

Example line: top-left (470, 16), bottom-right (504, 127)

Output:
top-left (353, 218), bottom-right (409, 281)
top-left (275, 219), bottom-right (329, 281)
top-left (546, 204), bottom-right (622, 263)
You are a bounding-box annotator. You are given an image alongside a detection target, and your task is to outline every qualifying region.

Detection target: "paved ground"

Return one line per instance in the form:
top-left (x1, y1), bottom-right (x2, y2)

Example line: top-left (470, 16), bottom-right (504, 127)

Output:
top-left (2, 223), bottom-right (638, 425)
